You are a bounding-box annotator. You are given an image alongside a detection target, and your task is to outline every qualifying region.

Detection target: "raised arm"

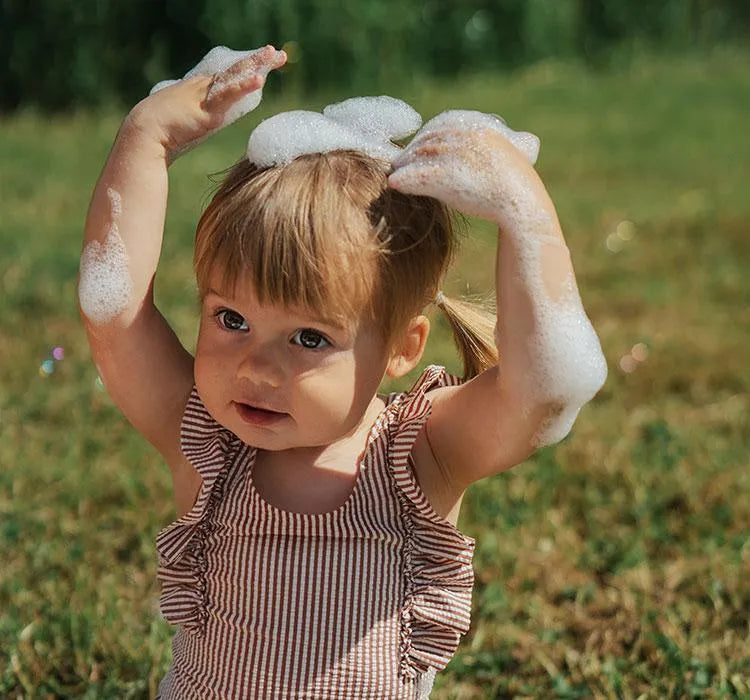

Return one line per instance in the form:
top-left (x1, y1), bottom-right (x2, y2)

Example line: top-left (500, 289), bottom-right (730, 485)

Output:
top-left (79, 46), bottom-right (286, 512)
top-left (388, 111), bottom-right (607, 489)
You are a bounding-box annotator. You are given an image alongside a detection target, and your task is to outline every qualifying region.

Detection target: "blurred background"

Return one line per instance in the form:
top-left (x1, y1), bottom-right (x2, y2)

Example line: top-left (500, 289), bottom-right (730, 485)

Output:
top-left (3, 0), bottom-right (750, 110)
top-left (1, 1), bottom-right (749, 697)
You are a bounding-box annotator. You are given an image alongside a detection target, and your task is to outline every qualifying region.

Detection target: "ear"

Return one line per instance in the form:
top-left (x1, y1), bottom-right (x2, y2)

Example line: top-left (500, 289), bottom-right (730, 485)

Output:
top-left (386, 315), bottom-right (430, 378)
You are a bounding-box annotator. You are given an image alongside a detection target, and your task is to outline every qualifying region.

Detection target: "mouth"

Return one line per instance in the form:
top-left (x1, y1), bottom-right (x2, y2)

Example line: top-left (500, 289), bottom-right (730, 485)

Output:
top-left (233, 401), bottom-right (288, 427)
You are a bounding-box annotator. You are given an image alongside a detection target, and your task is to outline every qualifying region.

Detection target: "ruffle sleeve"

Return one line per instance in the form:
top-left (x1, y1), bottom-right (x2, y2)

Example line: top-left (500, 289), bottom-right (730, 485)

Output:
top-left (155, 387), bottom-right (239, 634)
top-left (387, 365), bottom-right (476, 677)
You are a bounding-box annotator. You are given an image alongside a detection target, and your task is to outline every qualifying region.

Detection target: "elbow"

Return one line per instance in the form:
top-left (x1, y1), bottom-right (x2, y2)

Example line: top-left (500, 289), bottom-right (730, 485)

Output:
top-left (529, 351), bottom-right (608, 449)
top-left (530, 400), bottom-right (580, 448)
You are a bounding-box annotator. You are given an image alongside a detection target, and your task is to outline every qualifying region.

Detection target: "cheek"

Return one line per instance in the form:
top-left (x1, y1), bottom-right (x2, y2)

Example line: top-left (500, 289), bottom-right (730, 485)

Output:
top-left (194, 335), bottom-right (230, 387)
top-left (293, 360), bottom-right (358, 411)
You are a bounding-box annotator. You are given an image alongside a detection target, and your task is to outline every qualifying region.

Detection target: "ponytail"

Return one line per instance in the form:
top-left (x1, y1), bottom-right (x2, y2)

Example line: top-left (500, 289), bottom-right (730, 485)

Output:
top-left (435, 292), bottom-right (498, 379)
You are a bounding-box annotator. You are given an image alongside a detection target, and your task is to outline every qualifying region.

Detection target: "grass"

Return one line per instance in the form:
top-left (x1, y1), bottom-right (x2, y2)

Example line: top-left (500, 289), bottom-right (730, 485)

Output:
top-left (1, 47), bottom-right (749, 698)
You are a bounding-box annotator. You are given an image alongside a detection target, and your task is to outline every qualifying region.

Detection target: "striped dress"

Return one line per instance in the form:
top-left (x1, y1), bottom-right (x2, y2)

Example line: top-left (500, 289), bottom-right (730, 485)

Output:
top-left (156, 365), bottom-right (475, 699)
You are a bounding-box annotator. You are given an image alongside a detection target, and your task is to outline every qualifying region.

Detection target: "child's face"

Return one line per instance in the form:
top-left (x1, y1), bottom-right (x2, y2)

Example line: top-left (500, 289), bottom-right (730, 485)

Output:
top-left (194, 274), bottom-right (391, 451)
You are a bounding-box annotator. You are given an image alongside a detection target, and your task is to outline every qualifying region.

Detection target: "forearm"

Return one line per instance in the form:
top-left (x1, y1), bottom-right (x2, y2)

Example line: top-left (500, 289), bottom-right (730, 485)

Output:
top-left (80, 111), bottom-right (169, 331)
top-left (492, 179), bottom-right (607, 447)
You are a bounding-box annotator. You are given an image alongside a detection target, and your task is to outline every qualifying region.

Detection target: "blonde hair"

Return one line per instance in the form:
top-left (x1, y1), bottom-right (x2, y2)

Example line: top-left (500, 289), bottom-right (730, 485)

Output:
top-left (194, 150), bottom-right (498, 379)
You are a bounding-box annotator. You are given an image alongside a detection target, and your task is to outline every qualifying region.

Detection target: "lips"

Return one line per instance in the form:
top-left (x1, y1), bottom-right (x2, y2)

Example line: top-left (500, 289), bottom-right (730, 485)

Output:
top-left (234, 401), bottom-right (288, 427)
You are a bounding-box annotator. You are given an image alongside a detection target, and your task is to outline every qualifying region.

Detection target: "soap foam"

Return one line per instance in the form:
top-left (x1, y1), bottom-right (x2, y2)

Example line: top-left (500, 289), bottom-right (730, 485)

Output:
top-left (414, 110), bottom-right (540, 164)
top-left (323, 96), bottom-right (422, 141)
top-left (79, 186), bottom-right (132, 325)
top-left (107, 186), bottom-right (122, 217)
top-left (247, 109), bottom-right (404, 168)
top-left (79, 223), bottom-right (132, 325)
top-left (150, 46), bottom-right (284, 142)
top-left (150, 46), bottom-right (259, 95)
top-left (390, 127), bottom-right (545, 227)
top-left (503, 234), bottom-right (608, 447)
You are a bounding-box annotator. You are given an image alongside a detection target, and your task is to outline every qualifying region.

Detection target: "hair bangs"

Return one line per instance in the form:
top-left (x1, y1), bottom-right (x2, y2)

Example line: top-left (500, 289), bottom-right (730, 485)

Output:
top-left (195, 154), bottom-right (384, 326)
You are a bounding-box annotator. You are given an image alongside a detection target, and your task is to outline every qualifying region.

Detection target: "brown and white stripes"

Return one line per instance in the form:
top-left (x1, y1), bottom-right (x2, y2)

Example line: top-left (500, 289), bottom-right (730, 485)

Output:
top-left (156, 365), bottom-right (475, 699)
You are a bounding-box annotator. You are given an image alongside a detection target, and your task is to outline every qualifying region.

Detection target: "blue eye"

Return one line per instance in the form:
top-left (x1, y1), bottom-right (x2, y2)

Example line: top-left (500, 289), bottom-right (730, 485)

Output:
top-left (216, 309), bottom-right (248, 331)
top-left (292, 329), bottom-right (330, 349)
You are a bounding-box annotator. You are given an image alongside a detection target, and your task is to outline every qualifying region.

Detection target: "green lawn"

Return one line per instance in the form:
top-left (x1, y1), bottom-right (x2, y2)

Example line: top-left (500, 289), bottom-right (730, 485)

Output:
top-left (1, 48), bottom-right (749, 698)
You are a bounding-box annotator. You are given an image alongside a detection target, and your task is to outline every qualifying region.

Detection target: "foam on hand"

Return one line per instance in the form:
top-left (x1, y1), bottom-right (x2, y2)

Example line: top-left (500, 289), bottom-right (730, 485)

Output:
top-left (390, 112), bottom-right (543, 226)
top-left (79, 187), bottom-right (132, 325)
top-left (416, 110), bottom-right (540, 165)
top-left (247, 96), bottom-right (422, 168)
top-left (150, 45), bottom-right (284, 131)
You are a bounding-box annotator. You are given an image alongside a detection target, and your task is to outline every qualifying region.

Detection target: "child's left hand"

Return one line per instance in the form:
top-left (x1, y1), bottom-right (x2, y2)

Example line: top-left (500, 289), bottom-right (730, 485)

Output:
top-left (388, 111), bottom-right (547, 231)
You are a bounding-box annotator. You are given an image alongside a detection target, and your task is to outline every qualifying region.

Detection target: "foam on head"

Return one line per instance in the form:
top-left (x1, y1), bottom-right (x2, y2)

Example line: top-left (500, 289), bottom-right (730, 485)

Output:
top-left (323, 96), bottom-right (423, 141)
top-left (79, 187), bottom-right (132, 325)
top-left (247, 96), bottom-right (422, 168)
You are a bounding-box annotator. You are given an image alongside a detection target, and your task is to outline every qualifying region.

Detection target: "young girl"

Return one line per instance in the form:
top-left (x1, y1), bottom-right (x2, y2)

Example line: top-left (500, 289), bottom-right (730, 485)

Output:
top-left (80, 45), bottom-right (607, 699)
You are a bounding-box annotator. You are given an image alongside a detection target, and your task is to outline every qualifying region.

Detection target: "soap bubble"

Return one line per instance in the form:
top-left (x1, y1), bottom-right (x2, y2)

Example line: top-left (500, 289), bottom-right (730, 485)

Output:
top-left (616, 220), bottom-right (635, 241)
top-left (606, 233), bottom-right (624, 253)
top-left (631, 342), bottom-right (649, 362)
top-left (52, 346), bottom-right (65, 361)
top-left (619, 355), bottom-right (638, 373)
top-left (40, 359), bottom-right (55, 376)
top-left (465, 10), bottom-right (491, 42)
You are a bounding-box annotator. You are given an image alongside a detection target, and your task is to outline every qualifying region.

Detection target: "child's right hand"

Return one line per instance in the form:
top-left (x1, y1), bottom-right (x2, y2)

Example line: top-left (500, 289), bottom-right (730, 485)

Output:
top-left (127, 45), bottom-right (287, 161)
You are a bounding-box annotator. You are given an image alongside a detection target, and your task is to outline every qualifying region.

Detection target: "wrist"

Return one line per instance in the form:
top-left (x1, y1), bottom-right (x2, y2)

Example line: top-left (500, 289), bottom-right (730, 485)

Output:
top-left (119, 102), bottom-right (171, 161)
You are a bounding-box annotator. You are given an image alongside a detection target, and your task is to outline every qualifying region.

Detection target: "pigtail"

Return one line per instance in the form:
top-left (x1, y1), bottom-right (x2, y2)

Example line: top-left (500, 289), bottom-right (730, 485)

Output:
top-left (435, 292), bottom-right (498, 379)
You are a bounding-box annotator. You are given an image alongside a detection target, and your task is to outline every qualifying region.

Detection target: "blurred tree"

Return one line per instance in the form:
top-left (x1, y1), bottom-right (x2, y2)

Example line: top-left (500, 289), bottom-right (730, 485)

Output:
top-left (1, 0), bottom-right (748, 111)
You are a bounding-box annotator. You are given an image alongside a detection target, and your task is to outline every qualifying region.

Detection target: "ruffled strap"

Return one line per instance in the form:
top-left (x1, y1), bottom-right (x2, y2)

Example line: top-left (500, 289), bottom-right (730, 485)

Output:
top-left (387, 365), bottom-right (476, 676)
top-left (155, 387), bottom-right (239, 633)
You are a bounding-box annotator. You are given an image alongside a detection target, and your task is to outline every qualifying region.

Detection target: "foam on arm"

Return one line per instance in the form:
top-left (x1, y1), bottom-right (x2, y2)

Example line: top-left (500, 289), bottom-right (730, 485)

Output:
top-left (78, 113), bottom-right (197, 478)
top-left (389, 110), bottom-right (607, 447)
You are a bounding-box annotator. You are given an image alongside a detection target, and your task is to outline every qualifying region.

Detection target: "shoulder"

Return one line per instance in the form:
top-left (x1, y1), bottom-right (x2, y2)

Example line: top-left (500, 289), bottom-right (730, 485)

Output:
top-left (386, 365), bottom-right (466, 525)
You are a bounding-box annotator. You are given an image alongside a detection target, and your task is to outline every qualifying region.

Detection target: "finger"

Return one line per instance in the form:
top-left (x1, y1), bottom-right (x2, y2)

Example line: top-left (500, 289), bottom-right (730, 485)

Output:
top-left (204, 72), bottom-right (264, 112)
top-left (225, 45), bottom-right (286, 82)
top-left (401, 128), bottom-right (458, 153)
top-left (204, 46), bottom-right (286, 112)
top-left (387, 161), bottom-right (447, 196)
top-left (392, 131), bottom-right (462, 169)
top-left (390, 157), bottom-right (495, 219)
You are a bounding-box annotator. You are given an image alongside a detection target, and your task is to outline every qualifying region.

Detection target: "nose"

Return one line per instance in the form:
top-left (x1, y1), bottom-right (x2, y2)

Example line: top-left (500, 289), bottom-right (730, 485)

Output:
top-left (236, 340), bottom-right (285, 388)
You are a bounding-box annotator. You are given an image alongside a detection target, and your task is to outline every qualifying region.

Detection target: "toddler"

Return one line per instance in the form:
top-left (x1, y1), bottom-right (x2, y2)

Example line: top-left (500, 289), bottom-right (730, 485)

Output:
top-left (80, 45), bottom-right (607, 699)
